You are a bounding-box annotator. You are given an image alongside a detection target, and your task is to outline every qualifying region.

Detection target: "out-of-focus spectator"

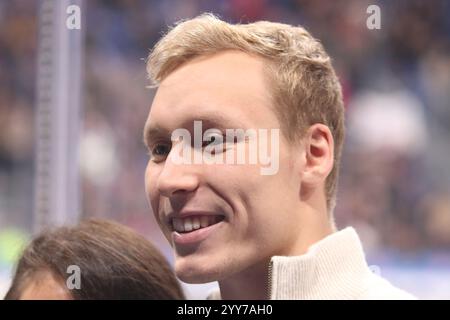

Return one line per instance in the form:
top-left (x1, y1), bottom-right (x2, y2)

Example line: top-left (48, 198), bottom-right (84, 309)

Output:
top-left (4, 219), bottom-right (185, 299)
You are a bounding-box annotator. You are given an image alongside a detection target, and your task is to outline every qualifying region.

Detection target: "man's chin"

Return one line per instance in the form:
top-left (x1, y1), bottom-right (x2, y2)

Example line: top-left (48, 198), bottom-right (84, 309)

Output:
top-left (175, 258), bottom-right (227, 284)
top-left (176, 267), bottom-right (220, 284)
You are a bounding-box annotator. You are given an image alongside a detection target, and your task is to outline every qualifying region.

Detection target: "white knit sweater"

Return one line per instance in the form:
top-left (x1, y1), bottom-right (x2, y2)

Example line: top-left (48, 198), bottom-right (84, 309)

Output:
top-left (209, 227), bottom-right (416, 300)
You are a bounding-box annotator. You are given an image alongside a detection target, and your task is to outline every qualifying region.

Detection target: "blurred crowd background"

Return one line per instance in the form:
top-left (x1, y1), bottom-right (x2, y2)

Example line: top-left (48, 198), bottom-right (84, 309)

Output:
top-left (1, 0), bottom-right (449, 298)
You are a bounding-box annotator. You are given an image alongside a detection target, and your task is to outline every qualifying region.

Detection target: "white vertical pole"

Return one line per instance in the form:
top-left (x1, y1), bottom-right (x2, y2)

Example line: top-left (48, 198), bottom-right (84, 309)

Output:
top-left (34, 0), bottom-right (84, 232)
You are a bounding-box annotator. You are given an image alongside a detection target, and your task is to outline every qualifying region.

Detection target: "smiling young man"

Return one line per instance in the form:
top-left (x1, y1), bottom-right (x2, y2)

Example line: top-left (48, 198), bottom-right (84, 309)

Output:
top-left (143, 14), bottom-right (415, 300)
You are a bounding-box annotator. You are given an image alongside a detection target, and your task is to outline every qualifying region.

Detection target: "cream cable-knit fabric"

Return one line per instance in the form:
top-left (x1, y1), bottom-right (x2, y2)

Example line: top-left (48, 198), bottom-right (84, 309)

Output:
top-left (208, 227), bottom-right (416, 300)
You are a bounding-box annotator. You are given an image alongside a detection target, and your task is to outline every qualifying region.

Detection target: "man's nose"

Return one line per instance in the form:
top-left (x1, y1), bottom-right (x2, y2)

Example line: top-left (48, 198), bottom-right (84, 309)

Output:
top-left (156, 157), bottom-right (199, 198)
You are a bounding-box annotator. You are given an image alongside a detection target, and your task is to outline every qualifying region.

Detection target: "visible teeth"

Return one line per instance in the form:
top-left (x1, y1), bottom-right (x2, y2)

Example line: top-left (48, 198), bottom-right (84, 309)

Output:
top-left (200, 216), bottom-right (209, 228)
top-left (172, 215), bottom-right (224, 233)
top-left (184, 217), bottom-right (193, 232)
top-left (192, 217), bottom-right (200, 230)
top-left (173, 218), bottom-right (184, 232)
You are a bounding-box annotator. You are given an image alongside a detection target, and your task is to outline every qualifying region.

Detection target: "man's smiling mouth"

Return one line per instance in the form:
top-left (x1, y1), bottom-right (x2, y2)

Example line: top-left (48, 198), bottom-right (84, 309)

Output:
top-left (171, 215), bottom-right (225, 233)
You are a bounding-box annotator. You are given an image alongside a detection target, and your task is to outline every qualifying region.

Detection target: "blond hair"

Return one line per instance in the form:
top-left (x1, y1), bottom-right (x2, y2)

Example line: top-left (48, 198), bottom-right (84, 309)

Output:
top-left (146, 13), bottom-right (345, 213)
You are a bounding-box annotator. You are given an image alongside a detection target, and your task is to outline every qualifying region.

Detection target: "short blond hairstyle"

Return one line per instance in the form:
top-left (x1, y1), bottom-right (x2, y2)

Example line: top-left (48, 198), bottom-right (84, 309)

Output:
top-left (146, 13), bottom-right (345, 213)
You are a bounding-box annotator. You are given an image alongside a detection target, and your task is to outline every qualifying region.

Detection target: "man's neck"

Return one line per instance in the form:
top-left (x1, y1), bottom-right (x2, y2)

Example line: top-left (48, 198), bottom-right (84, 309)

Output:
top-left (219, 260), bottom-right (270, 300)
top-left (218, 218), bottom-right (334, 300)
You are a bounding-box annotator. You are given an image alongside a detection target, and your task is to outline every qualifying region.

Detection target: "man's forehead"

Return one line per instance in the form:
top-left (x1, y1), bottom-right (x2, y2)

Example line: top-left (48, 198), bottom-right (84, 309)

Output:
top-left (152, 51), bottom-right (270, 108)
top-left (158, 50), bottom-right (267, 87)
top-left (144, 51), bottom-right (278, 143)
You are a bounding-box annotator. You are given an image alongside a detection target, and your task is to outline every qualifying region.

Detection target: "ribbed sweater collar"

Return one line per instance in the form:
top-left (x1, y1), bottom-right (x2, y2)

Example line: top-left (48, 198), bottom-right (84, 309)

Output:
top-left (269, 227), bottom-right (373, 299)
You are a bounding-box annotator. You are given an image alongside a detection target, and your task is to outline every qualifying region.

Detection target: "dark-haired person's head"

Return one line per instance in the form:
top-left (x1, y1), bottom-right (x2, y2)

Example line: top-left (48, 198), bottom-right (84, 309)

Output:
top-left (4, 219), bottom-right (185, 300)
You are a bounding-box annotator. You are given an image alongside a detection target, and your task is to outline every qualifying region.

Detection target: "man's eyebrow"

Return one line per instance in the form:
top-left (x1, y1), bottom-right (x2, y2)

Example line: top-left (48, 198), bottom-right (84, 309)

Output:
top-left (143, 124), bottom-right (169, 149)
top-left (143, 112), bottom-right (247, 148)
top-left (193, 112), bottom-right (246, 129)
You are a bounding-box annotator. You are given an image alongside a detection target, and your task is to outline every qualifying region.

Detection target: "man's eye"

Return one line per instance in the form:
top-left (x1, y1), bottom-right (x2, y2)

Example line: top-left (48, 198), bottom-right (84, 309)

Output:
top-left (203, 135), bottom-right (219, 147)
top-left (150, 143), bottom-right (171, 161)
top-left (202, 132), bottom-right (224, 148)
top-left (201, 132), bottom-right (228, 156)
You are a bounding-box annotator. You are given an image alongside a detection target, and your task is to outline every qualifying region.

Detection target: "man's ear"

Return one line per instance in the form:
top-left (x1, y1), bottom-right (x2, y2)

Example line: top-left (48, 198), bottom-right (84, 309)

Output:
top-left (301, 124), bottom-right (334, 189)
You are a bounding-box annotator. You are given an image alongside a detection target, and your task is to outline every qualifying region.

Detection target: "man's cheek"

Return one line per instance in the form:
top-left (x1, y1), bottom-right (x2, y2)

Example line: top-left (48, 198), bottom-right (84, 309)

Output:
top-left (144, 177), bottom-right (152, 200)
top-left (149, 197), bottom-right (160, 220)
top-left (144, 173), bottom-right (158, 206)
